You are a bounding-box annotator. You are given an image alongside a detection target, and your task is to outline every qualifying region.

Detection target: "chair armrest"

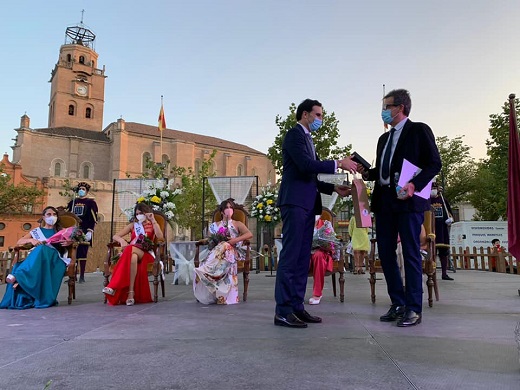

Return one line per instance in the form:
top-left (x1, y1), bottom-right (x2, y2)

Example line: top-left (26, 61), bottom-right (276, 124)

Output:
top-left (195, 239), bottom-right (209, 247)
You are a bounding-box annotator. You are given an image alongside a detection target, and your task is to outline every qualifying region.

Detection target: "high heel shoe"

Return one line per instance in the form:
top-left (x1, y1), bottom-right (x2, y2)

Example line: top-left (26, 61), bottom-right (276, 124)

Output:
top-left (126, 291), bottom-right (135, 306)
top-left (102, 287), bottom-right (115, 296)
top-left (309, 296), bottom-right (322, 305)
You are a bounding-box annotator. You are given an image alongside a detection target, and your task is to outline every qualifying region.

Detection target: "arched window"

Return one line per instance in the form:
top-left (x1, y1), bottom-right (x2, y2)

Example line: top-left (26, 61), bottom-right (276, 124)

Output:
top-left (236, 164), bottom-right (244, 176)
top-left (142, 152), bottom-right (152, 173)
top-left (194, 159), bottom-right (201, 174)
top-left (209, 161), bottom-right (216, 175)
top-left (79, 56), bottom-right (85, 64)
top-left (251, 168), bottom-right (257, 177)
top-left (92, 60), bottom-right (95, 68)
top-left (83, 165), bottom-right (90, 179)
top-left (86, 107), bottom-right (92, 118)
top-left (67, 54), bottom-right (72, 62)
top-left (68, 105), bottom-right (75, 116)
top-left (162, 154), bottom-right (170, 173)
top-left (54, 162), bottom-right (62, 176)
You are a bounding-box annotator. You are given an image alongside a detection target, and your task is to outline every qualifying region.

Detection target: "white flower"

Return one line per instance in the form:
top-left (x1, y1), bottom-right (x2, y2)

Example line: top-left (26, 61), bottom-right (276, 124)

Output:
top-left (165, 211), bottom-right (174, 219)
top-left (160, 191), bottom-right (169, 199)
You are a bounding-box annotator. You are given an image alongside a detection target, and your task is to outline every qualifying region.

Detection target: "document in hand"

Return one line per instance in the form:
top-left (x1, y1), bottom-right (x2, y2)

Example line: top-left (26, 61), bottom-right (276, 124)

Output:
top-left (397, 159), bottom-right (433, 199)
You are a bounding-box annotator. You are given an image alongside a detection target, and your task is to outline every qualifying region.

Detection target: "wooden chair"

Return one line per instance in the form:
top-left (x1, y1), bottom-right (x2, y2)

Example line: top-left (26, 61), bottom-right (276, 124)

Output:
top-left (10, 211), bottom-right (81, 305)
top-left (308, 208), bottom-right (346, 302)
top-left (103, 211), bottom-right (167, 303)
top-left (194, 204), bottom-right (251, 301)
top-left (368, 209), bottom-right (439, 307)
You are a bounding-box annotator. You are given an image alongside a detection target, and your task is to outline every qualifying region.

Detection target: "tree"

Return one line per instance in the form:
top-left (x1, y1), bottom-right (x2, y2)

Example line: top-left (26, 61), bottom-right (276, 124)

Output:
top-left (468, 98), bottom-right (519, 220)
top-left (0, 166), bottom-right (45, 214)
top-left (435, 135), bottom-right (477, 205)
top-left (171, 150), bottom-right (218, 240)
top-left (267, 103), bottom-right (352, 177)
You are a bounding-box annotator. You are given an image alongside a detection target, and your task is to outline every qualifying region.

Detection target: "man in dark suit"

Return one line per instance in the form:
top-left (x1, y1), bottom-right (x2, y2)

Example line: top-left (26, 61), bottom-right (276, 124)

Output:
top-left (274, 98), bottom-right (356, 328)
top-left (358, 89), bottom-right (441, 327)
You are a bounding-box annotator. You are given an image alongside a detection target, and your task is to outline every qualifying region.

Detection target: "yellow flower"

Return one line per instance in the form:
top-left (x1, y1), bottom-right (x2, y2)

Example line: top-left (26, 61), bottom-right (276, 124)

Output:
top-left (150, 196), bottom-right (161, 204)
top-left (257, 203), bottom-right (264, 209)
top-left (137, 196), bottom-right (145, 203)
top-left (264, 215), bottom-right (272, 222)
top-left (266, 199), bottom-right (273, 205)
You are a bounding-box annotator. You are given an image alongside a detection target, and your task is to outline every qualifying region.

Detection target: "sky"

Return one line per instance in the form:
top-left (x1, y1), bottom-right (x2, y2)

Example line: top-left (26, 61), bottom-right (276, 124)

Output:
top-left (1, 0), bottom-right (520, 167)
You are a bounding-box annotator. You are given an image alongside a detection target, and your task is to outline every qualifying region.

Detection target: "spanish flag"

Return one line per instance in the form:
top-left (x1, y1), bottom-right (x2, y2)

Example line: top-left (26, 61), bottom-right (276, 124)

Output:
top-left (158, 104), bottom-right (166, 132)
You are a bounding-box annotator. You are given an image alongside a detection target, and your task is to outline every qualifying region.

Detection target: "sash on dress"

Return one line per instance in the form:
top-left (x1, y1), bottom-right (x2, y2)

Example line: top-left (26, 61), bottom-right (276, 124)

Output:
top-left (30, 227), bottom-right (71, 266)
top-left (131, 222), bottom-right (155, 259)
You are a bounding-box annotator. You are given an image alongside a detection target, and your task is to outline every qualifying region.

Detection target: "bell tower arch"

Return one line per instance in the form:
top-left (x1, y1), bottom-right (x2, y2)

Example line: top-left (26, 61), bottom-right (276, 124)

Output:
top-left (48, 20), bottom-right (106, 131)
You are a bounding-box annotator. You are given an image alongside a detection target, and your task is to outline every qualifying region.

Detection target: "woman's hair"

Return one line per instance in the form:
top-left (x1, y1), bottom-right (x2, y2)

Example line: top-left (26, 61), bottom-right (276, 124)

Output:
top-left (40, 206), bottom-right (62, 231)
top-left (134, 202), bottom-right (153, 217)
top-left (218, 198), bottom-right (235, 213)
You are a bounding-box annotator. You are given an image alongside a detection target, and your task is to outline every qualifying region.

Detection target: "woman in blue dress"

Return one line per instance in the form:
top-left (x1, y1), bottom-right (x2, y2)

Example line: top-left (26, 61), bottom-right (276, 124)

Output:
top-left (1, 206), bottom-right (69, 309)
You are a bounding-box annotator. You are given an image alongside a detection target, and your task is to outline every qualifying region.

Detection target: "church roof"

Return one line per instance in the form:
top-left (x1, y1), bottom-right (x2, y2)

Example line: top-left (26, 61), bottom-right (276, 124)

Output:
top-left (34, 127), bottom-right (109, 142)
top-left (123, 122), bottom-right (265, 155)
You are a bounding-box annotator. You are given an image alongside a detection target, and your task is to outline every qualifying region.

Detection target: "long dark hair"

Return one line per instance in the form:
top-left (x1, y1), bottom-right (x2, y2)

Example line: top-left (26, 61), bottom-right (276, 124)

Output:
top-left (133, 203), bottom-right (153, 221)
top-left (39, 206), bottom-right (62, 231)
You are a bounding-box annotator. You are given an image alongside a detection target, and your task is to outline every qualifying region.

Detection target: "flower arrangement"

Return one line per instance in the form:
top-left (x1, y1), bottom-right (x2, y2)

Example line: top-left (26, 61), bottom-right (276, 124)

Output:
top-left (207, 225), bottom-right (230, 250)
top-left (46, 226), bottom-right (87, 245)
top-left (135, 180), bottom-right (181, 221)
top-left (250, 185), bottom-right (281, 225)
top-left (133, 233), bottom-right (155, 252)
top-left (312, 220), bottom-right (341, 260)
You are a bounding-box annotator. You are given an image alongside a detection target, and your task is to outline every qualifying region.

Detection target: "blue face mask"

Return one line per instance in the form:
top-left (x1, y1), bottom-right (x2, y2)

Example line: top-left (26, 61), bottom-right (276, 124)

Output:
top-left (309, 118), bottom-right (322, 132)
top-left (381, 109), bottom-right (394, 124)
top-left (78, 189), bottom-right (87, 197)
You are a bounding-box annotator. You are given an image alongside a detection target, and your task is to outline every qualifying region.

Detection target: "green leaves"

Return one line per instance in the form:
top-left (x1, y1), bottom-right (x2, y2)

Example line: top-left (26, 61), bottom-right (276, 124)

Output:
top-left (0, 165), bottom-right (45, 214)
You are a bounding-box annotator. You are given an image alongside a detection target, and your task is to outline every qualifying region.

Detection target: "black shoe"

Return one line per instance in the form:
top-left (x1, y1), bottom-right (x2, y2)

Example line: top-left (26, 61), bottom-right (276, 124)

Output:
top-left (397, 310), bottom-right (422, 327)
top-left (294, 309), bottom-right (322, 323)
top-left (442, 275), bottom-right (454, 281)
top-left (380, 305), bottom-right (406, 322)
top-left (274, 313), bottom-right (308, 328)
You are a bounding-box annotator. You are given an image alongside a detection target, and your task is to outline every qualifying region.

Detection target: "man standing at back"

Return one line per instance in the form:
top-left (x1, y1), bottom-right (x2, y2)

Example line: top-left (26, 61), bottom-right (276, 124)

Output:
top-left (274, 98), bottom-right (356, 328)
top-left (358, 89), bottom-right (441, 327)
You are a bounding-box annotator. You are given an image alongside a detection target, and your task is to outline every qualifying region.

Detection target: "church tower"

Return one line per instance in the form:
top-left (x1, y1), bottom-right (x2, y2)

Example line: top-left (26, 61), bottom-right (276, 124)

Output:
top-left (48, 21), bottom-right (106, 131)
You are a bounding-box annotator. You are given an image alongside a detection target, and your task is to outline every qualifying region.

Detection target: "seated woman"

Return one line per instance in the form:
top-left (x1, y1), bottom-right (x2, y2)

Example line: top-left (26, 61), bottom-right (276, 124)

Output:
top-left (308, 218), bottom-right (339, 305)
top-left (193, 199), bottom-right (252, 305)
top-left (102, 203), bottom-right (163, 306)
top-left (1, 206), bottom-right (70, 309)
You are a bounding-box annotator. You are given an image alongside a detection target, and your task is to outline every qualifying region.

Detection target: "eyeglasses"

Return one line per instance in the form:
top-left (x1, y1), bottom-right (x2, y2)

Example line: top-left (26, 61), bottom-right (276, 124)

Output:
top-left (382, 104), bottom-right (400, 110)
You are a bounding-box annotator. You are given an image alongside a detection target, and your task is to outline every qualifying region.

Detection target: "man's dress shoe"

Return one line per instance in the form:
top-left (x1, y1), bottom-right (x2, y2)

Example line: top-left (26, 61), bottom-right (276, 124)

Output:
top-left (397, 310), bottom-right (422, 327)
top-left (274, 313), bottom-right (307, 328)
top-left (294, 309), bottom-right (322, 323)
top-left (380, 305), bottom-right (406, 322)
top-left (442, 275), bottom-right (454, 281)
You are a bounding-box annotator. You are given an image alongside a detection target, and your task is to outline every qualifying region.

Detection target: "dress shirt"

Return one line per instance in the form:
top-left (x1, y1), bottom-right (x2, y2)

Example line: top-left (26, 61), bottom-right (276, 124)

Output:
top-left (379, 117), bottom-right (408, 185)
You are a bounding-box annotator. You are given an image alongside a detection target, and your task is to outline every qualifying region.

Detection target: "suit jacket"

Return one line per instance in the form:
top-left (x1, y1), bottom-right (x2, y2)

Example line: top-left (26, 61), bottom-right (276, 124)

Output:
top-left (367, 119), bottom-right (441, 213)
top-left (277, 124), bottom-right (336, 215)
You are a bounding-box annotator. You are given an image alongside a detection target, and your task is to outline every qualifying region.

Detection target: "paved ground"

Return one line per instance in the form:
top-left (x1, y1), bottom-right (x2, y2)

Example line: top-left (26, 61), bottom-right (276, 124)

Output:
top-left (0, 269), bottom-right (519, 390)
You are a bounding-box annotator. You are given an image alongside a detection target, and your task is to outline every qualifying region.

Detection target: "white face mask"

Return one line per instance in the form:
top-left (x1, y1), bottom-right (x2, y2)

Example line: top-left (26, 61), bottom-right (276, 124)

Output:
top-left (430, 189), bottom-right (438, 197)
top-left (44, 216), bottom-right (57, 226)
top-left (136, 214), bottom-right (146, 223)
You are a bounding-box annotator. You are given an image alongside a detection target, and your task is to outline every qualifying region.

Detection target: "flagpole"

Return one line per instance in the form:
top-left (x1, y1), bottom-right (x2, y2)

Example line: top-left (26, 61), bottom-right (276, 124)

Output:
top-left (160, 95), bottom-right (164, 159)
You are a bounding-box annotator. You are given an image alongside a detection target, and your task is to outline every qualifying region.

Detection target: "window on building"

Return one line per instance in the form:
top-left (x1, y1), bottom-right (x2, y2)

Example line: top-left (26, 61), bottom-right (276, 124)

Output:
top-left (22, 223), bottom-right (32, 231)
top-left (92, 60), bottom-right (95, 68)
top-left (68, 105), bottom-right (75, 116)
top-left (237, 164), bottom-right (244, 176)
top-left (79, 56), bottom-right (85, 64)
top-left (83, 164), bottom-right (90, 179)
top-left (194, 159), bottom-right (201, 174)
top-left (0, 222), bottom-right (5, 230)
top-left (162, 154), bottom-right (170, 173)
top-left (251, 168), bottom-right (256, 177)
top-left (142, 152), bottom-right (152, 173)
top-left (67, 54), bottom-right (72, 62)
top-left (86, 107), bottom-right (92, 118)
top-left (54, 162), bottom-right (62, 176)
top-left (0, 236), bottom-right (4, 247)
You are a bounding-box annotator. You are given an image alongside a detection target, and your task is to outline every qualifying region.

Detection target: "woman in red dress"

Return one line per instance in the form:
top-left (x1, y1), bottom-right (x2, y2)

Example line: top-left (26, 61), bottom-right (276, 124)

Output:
top-left (102, 203), bottom-right (163, 305)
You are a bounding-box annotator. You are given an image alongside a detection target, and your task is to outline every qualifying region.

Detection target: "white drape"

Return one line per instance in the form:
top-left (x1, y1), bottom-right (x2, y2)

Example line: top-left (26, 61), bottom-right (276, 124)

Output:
top-left (207, 176), bottom-right (256, 205)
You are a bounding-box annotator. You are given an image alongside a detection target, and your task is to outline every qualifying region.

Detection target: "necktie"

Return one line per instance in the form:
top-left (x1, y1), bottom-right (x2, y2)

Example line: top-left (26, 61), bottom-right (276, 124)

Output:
top-left (381, 128), bottom-right (395, 180)
top-left (306, 133), bottom-right (316, 159)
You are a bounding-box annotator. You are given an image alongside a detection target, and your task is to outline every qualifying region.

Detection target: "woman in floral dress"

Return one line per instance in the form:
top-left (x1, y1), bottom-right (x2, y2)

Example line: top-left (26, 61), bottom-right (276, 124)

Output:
top-left (193, 199), bottom-right (252, 305)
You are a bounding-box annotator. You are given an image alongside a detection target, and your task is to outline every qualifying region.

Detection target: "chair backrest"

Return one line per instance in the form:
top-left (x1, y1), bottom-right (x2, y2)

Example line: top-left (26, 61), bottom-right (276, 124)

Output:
top-left (320, 208), bottom-right (334, 223)
top-left (58, 211), bottom-right (81, 229)
top-left (153, 211), bottom-right (167, 243)
top-left (212, 204), bottom-right (248, 227)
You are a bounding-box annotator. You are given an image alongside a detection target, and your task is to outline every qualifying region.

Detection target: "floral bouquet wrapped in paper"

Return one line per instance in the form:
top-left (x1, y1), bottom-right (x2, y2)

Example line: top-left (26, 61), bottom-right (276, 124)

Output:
top-left (45, 226), bottom-right (87, 245)
top-left (312, 220), bottom-right (341, 260)
top-left (133, 234), bottom-right (155, 252)
top-left (207, 225), bottom-right (230, 250)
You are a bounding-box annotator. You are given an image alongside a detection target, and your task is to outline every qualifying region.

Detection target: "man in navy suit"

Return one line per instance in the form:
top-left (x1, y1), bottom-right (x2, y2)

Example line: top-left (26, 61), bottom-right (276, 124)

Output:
top-left (358, 89), bottom-right (441, 327)
top-left (274, 98), bottom-right (357, 328)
